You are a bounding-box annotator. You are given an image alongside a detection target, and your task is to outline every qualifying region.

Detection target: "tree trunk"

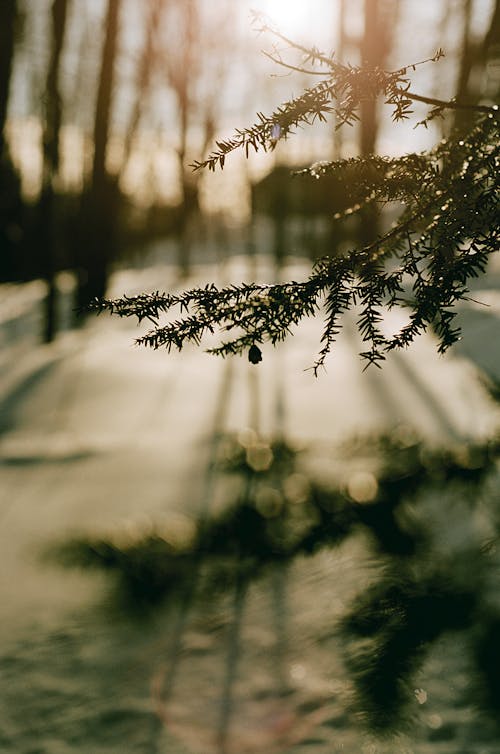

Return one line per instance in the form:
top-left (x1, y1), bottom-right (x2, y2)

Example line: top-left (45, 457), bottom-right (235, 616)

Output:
top-left (359, 0), bottom-right (382, 246)
top-left (77, 0), bottom-right (121, 310)
top-left (119, 0), bottom-right (163, 182)
top-left (358, 0), bottom-right (398, 246)
top-left (175, 0), bottom-right (197, 277)
top-left (333, 0), bottom-right (346, 159)
top-left (0, 0), bottom-right (17, 160)
top-left (0, 0), bottom-right (23, 284)
top-left (40, 0), bottom-right (68, 342)
top-left (454, 0), bottom-right (500, 133)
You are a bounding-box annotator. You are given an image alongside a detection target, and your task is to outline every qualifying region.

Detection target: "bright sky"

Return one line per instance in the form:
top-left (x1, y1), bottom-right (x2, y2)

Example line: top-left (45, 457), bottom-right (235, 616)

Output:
top-left (242, 0), bottom-right (338, 50)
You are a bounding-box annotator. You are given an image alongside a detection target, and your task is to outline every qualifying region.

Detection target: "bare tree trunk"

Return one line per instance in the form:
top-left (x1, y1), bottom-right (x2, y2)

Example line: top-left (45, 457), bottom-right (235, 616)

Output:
top-left (360, 0), bottom-right (377, 156)
top-left (77, 0), bottom-right (121, 310)
top-left (454, 0), bottom-right (475, 133)
top-left (358, 0), bottom-right (398, 246)
top-left (333, 0), bottom-right (346, 159)
top-left (119, 0), bottom-right (164, 182)
top-left (454, 0), bottom-right (500, 132)
top-left (359, 0), bottom-right (382, 246)
top-left (0, 0), bottom-right (17, 160)
top-left (0, 0), bottom-right (23, 284)
top-left (175, 0), bottom-right (197, 278)
top-left (484, 0), bottom-right (500, 54)
top-left (40, 0), bottom-right (68, 342)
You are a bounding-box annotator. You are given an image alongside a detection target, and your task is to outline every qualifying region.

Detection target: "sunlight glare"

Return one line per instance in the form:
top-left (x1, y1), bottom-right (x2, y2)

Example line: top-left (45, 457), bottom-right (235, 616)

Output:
top-left (253, 0), bottom-right (319, 42)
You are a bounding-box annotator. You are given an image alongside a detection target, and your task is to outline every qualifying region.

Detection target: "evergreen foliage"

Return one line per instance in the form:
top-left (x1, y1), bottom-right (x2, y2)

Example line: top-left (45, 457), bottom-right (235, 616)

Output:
top-left (53, 429), bottom-right (500, 729)
top-left (90, 37), bottom-right (499, 371)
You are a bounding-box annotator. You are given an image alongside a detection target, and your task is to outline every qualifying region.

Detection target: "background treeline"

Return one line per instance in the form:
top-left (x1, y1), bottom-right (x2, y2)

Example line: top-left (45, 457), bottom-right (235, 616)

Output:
top-left (0, 0), bottom-right (498, 342)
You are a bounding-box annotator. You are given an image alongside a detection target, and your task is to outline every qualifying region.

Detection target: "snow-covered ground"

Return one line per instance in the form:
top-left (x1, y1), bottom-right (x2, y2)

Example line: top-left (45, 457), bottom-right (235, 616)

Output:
top-left (1, 253), bottom-right (500, 753)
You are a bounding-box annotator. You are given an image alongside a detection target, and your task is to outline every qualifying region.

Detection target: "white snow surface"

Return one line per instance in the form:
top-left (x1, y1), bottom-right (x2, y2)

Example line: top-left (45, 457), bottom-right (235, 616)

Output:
top-left (1, 254), bottom-right (500, 754)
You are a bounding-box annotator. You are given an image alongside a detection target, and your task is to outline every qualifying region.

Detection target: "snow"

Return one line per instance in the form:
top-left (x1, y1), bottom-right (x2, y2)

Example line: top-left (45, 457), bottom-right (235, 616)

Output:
top-left (1, 253), bottom-right (499, 753)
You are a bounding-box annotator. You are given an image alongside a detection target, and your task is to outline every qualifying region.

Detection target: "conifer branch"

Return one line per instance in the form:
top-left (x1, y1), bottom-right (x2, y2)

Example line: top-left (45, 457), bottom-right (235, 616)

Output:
top-left (92, 47), bottom-right (499, 370)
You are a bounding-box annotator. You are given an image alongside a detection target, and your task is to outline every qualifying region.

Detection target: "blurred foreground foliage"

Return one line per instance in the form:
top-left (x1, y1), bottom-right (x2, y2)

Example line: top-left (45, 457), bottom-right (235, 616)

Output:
top-left (54, 421), bottom-right (500, 733)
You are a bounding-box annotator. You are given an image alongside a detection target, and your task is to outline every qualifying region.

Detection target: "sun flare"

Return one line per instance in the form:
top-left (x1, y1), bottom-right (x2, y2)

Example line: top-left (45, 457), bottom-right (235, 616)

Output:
top-left (253, 0), bottom-right (323, 42)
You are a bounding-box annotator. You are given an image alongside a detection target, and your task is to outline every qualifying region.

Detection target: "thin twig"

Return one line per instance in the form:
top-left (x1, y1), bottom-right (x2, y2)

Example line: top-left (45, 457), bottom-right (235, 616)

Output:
top-left (256, 23), bottom-right (336, 70)
top-left (258, 23), bottom-right (497, 117)
top-left (400, 88), bottom-right (498, 114)
top-left (462, 295), bottom-right (490, 306)
top-left (263, 50), bottom-right (326, 76)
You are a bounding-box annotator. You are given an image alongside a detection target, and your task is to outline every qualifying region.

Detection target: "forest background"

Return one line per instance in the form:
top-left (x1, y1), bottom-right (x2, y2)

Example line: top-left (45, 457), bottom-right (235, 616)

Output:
top-left (1, 0), bottom-right (498, 343)
top-left (1, 2), bottom-right (500, 750)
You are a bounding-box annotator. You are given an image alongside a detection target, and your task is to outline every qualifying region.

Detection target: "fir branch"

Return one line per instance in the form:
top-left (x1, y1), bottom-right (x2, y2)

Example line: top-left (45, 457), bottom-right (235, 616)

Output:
top-left (98, 54), bottom-right (499, 370)
top-left (310, 258), bottom-right (354, 376)
top-left (192, 37), bottom-right (498, 174)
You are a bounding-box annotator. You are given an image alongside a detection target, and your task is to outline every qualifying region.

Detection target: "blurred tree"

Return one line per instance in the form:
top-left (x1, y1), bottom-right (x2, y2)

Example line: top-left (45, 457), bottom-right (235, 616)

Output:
top-left (333, 0), bottom-right (346, 159)
top-left (0, 0), bottom-right (24, 282)
top-left (0, 0), bottom-right (17, 160)
top-left (39, 0), bottom-right (68, 342)
top-left (359, 0), bottom-right (396, 157)
top-left (358, 0), bottom-right (399, 245)
top-left (454, 0), bottom-right (500, 132)
top-left (156, 0), bottom-right (236, 276)
top-left (76, 0), bottom-right (122, 311)
top-left (118, 0), bottom-right (165, 185)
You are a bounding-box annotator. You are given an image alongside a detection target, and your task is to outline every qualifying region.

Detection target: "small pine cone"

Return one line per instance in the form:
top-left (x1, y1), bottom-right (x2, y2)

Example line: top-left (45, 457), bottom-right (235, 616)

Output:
top-left (248, 344), bottom-right (262, 364)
